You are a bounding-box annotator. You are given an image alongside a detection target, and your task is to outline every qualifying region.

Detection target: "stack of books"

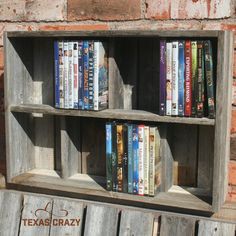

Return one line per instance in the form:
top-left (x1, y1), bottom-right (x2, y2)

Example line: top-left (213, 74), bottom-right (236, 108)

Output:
top-left (159, 40), bottom-right (215, 118)
top-left (54, 40), bottom-right (108, 110)
top-left (106, 122), bottom-right (161, 197)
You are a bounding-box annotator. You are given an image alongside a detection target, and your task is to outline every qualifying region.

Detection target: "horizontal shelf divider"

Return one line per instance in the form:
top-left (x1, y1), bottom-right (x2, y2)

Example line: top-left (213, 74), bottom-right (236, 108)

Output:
top-left (10, 104), bottom-right (215, 126)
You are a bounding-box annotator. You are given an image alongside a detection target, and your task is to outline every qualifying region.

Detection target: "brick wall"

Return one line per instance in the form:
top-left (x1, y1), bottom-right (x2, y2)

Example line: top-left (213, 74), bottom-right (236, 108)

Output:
top-left (0, 0), bottom-right (235, 201)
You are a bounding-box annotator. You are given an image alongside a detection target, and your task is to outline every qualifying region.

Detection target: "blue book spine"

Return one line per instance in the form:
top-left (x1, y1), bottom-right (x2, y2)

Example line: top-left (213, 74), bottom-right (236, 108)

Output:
top-left (54, 41), bottom-right (60, 108)
top-left (88, 41), bottom-right (94, 110)
top-left (83, 41), bottom-right (89, 110)
top-left (106, 123), bottom-right (113, 191)
top-left (128, 124), bottom-right (133, 194)
top-left (78, 41), bottom-right (84, 110)
top-left (178, 41), bottom-right (185, 116)
top-left (132, 125), bottom-right (139, 194)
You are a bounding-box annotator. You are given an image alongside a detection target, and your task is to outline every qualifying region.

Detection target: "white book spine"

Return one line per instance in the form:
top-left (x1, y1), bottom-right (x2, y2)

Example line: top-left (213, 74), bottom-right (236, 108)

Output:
top-left (73, 41), bottom-right (79, 109)
top-left (63, 41), bottom-right (69, 108)
top-left (172, 41), bottom-right (179, 116)
top-left (166, 42), bottom-right (172, 116)
top-left (68, 41), bottom-right (74, 109)
top-left (149, 127), bottom-right (156, 196)
top-left (155, 128), bottom-right (161, 193)
top-left (93, 41), bottom-right (99, 111)
top-left (144, 126), bottom-right (150, 195)
top-left (138, 125), bottom-right (145, 195)
top-left (58, 41), bottom-right (64, 108)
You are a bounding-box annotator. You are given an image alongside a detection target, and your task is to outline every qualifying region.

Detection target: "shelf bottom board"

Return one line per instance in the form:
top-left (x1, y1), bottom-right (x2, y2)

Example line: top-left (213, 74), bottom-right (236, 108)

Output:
top-left (10, 169), bottom-right (212, 213)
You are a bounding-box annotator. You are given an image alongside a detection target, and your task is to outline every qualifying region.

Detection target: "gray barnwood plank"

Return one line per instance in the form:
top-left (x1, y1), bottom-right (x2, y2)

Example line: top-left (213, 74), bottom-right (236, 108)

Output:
top-left (19, 194), bottom-right (52, 236)
top-left (213, 31), bottom-right (234, 211)
top-left (160, 215), bottom-right (196, 236)
top-left (50, 198), bottom-right (84, 236)
top-left (84, 204), bottom-right (119, 236)
top-left (0, 191), bottom-right (23, 236)
top-left (119, 209), bottom-right (155, 236)
top-left (198, 220), bottom-right (236, 236)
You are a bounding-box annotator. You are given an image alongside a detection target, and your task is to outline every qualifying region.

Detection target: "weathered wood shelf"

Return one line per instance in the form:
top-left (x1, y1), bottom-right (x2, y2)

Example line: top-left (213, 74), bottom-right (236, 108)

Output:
top-left (10, 104), bottom-right (215, 126)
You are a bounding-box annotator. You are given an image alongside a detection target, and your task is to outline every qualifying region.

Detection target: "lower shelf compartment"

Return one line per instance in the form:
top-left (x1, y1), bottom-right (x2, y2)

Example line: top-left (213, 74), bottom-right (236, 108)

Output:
top-left (9, 169), bottom-right (213, 214)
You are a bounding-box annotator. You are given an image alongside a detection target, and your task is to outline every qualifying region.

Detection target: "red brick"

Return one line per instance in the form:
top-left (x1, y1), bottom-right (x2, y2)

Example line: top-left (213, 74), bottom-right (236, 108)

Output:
top-left (145, 0), bottom-right (170, 20)
top-left (39, 24), bottom-right (109, 31)
top-left (231, 108), bottom-right (236, 133)
top-left (229, 161), bottom-right (236, 185)
top-left (68, 0), bottom-right (141, 21)
top-left (0, 47), bottom-right (3, 70)
top-left (0, 0), bottom-right (66, 21)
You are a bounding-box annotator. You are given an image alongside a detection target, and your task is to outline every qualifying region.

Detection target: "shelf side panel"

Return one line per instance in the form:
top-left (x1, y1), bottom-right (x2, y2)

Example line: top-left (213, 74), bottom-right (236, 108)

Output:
top-left (213, 31), bottom-right (234, 211)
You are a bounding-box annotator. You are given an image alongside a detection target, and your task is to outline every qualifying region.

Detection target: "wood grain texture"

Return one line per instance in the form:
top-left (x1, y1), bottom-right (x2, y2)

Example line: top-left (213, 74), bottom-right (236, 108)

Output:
top-left (198, 220), bottom-right (236, 236)
top-left (84, 204), bottom-right (119, 236)
top-left (0, 191), bottom-right (23, 236)
top-left (119, 209), bottom-right (154, 236)
top-left (212, 31), bottom-right (234, 211)
top-left (160, 215), bottom-right (196, 236)
top-left (10, 104), bottom-right (215, 126)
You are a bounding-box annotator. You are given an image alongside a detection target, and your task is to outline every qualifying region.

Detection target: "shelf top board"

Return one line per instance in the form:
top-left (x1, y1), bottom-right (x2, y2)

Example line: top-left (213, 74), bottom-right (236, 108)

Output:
top-left (10, 104), bottom-right (215, 126)
top-left (5, 30), bottom-right (221, 38)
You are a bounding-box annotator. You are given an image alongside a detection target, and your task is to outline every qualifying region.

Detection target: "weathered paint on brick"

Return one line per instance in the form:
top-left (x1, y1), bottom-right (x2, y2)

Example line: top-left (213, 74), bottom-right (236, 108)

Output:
top-left (68, 0), bottom-right (141, 21)
top-left (39, 24), bottom-right (109, 31)
top-left (230, 135), bottom-right (236, 160)
top-left (145, 0), bottom-right (170, 19)
top-left (0, 0), bottom-right (66, 21)
top-left (229, 161), bottom-right (236, 185)
top-left (231, 108), bottom-right (236, 133)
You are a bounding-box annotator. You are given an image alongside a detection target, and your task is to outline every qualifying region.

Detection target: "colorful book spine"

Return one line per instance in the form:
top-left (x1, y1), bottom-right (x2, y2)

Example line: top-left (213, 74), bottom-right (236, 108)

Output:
top-left (127, 124), bottom-right (133, 194)
top-left (166, 42), bottom-right (172, 116)
top-left (149, 127), bottom-right (159, 196)
top-left (185, 40), bottom-right (192, 116)
top-left (159, 40), bottom-right (166, 116)
top-left (172, 41), bottom-right (179, 116)
top-left (106, 123), bottom-right (113, 191)
top-left (191, 41), bottom-right (198, 117)
top-left (138, 125), bottom-right (145, 196)
top-left (68, 41), bottom-right (74, 109)
top-left (83, 41), bottom-right (89, 110)
top-left (58, 41), bottom-right (64, 108)
top-left (117, 124), bottom-right (123, 192)
top-left (73, 42), bottom-right (79, 109)
top-left (143, 126), bottom-right (150, 195)
top-left (197, 41), bottom-right (205, 117)
top-left (78, 41), bottom-right (84, 110)
top-left (178, 41), bottom-right (185, 116)
top-left (122, 125), bottom-right (128, 193)
top-left (54, 41), bottom-right (60, 108)
top-left (63, 41), bottom-right (69, 109)
top-left (112, 123), bottom-right (117, 192)
top-left (94, 41), bottom-right (109, 111)
top-left (132, 125), bottom-right (139, 194)
top-left (204, 40), bottom-right (215, 119)
top-left (154, 128), bottom-right (161, 194)
top-left (88, 41), bottom-right (94, 110)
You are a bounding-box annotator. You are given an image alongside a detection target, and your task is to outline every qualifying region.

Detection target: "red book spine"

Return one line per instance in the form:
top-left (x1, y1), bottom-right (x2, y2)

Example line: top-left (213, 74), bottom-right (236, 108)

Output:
top-left (185, 40), bottom-right (192, 116)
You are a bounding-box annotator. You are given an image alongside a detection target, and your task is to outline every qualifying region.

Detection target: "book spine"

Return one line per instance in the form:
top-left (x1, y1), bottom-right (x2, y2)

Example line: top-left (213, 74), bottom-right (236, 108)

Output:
top-left (197, 41), bottom-right (204, 117)
top-left (178, 41), bottom-right (185, 116)
top-left (54, 41), bottom-right (60, 108)
top-left (132, 125), bottom-right (139, 194)
top-left (88, 41), bottom-right (94, 110)
top-left (204, 40), bottom-right (215, 119)
top-left (155, 128), bottom-right (161, 194)
top-left (63, 41), bottom-right (69, 109)
top-left (191, 41), bottom-right (198, 117)
top-left (73, 41), bottom-right (79, 109)
top-left (172, 41), bottom-right (179, 116)
top-left (112, 123), bottom-right (117, 192)
top-left (166, 42), bottom-right (172, 116)
top-left (83, 41), bottom-right (89, 110)
top-left (117, 124), bottom-right (123, 192)
top-left (106, 123), bottom-right (113, 191)
top-left (143, 126), bottom-right (150, 195)
top-left (122, 124), bottom-right (128, 193)
top-left (185, 40), bottom-right (192, 116)
top-left (68, 41), bottom-right (74, 109)
top-left (78, 41), bottom-right (84, 110)
top-left (58, 41), bottom-right (64, 108)
top-left (149, 127), bottom-right (156, 196)
top-left (93, 41), bottom-right (99, 110)
top-left (138, 125), bottom-right (145, 196)
top-left (127, 124), bottom-right (133, 194)
top-left (159, 40), bottom-right (166, 116)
